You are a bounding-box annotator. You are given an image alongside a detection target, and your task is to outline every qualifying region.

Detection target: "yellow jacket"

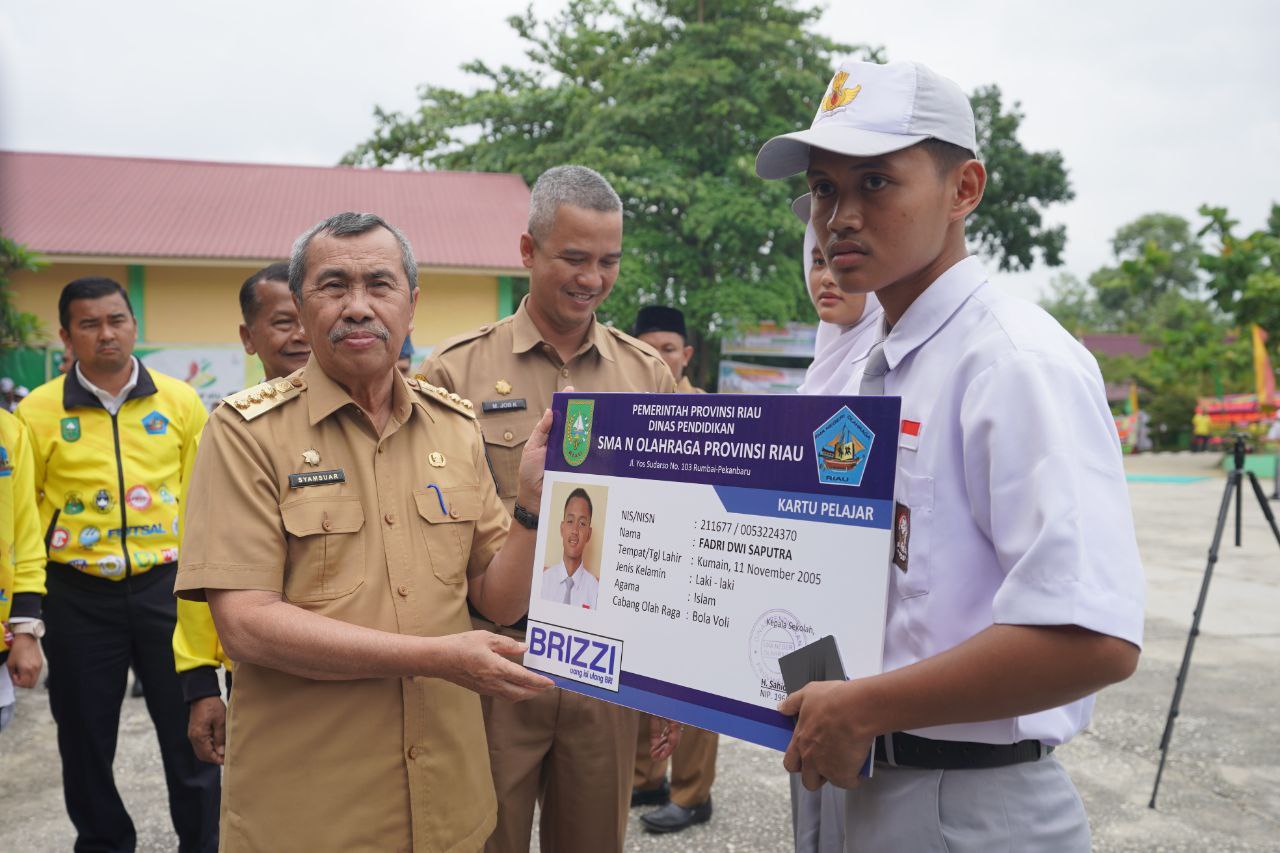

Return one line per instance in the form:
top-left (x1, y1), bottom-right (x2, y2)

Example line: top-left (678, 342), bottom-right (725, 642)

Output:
top-left (17, 363), bottom-right (207, 580)
top-left (0, 409), bottom-right (47, 659)
top-left (174, 597), bottom-right (232, 700)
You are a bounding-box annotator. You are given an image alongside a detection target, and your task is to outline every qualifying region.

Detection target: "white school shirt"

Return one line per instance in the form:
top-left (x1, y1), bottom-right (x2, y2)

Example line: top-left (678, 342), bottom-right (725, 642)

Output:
top-left (540, 561), bottom-right (601, 610)
top-left (842, 256), bottom-right (1145, 746)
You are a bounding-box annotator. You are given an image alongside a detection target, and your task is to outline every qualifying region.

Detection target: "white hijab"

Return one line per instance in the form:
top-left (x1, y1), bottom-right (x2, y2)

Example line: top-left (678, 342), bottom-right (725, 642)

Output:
top-left (797, 222), bottom-right (883, 395)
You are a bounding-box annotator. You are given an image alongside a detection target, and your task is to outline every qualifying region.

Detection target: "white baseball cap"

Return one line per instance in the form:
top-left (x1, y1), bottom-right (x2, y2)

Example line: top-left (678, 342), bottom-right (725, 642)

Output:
top-left (756, 59), bottom-right (977, 180)
top-left (791, 193), bottom-right (811, 223)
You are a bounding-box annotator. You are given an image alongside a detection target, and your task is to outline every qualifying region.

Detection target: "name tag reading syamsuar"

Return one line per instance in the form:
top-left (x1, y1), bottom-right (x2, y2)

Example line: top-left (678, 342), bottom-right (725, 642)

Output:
top-left (288, 469), bottom-right (346, 489)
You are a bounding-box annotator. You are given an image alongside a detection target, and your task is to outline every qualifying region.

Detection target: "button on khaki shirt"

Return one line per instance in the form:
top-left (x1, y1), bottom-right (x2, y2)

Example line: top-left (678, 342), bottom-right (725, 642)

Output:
top-left (423, 297), bottom-right (676, 513)
top-left (176, 358), bottom-right (508, 853)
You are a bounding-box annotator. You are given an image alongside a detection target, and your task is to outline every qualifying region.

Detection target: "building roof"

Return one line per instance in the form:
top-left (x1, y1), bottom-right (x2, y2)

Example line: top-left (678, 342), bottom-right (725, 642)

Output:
top-left (0, 151), bottom-right (530, 272)
top-left (1081, 333), bottom-right (1153, 360)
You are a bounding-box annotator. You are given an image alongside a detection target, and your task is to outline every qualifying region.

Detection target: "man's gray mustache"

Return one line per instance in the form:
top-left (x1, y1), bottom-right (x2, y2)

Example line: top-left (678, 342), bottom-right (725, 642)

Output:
top-left (329, 324), bottom-right (391, 344)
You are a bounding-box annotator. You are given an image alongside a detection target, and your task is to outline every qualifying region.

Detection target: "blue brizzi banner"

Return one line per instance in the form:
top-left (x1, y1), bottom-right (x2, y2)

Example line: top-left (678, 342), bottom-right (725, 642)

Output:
top-left (526, 392), bottom-right (901, 752)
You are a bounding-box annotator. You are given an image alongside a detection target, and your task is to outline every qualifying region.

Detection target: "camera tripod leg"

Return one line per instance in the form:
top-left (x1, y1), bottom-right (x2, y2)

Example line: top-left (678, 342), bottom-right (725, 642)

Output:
top-left (1150, 470), bottom-right (1238, 809)
top-left (1246, 472), bottom-right (1280, 546)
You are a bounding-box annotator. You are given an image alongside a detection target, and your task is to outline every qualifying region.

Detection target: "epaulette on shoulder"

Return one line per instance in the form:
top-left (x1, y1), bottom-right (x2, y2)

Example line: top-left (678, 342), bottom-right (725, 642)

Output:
top-left (433, 319), bottom-right (505, 356)
top-left (409, 375), bottom-right (476, 420)
top-left (605, 325), bottom-right (664, 361)
top-left (222, 377), bottom-right (304, 421)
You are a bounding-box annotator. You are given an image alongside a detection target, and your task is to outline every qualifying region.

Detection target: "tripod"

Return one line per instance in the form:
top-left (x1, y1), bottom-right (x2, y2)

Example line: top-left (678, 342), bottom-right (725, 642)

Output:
top-left (1150, 434), bottom-right (1280, 808)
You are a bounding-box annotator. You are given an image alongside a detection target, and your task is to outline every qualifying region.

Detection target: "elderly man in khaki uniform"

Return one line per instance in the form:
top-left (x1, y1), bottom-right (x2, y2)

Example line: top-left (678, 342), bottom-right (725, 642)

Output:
top-left (175, 211), bottom-right (554, 853)
top-left (422, 165), bottom-right (676, 853)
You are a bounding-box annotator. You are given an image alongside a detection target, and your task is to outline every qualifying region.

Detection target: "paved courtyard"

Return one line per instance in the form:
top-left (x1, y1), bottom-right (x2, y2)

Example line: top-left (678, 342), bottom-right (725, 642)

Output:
top-left (2, 452), bottom-right (1277, 851)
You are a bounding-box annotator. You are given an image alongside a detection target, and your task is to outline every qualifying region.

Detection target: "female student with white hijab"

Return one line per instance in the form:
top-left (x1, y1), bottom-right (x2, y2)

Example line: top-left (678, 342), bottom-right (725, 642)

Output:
top-left (790, 195), bottom-right (881, 853)
top-left (794, 194), bottom-right (883, 396)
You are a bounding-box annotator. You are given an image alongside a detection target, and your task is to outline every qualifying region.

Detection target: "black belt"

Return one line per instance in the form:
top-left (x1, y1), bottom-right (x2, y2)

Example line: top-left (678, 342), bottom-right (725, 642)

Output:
top-left (874, 732), bottom-right (1052, 770)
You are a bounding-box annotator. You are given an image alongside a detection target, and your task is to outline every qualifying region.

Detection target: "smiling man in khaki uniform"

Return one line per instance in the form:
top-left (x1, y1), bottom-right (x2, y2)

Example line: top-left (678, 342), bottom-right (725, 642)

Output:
top-left (422, 165), bottom-right (676, 853)
top-left (175, 212), bottom-right (554, 853)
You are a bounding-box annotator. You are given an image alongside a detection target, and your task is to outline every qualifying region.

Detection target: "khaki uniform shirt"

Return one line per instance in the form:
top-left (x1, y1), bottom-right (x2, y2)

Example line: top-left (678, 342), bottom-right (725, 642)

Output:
top-left (422, 298), bottom-right (677, 515)
top-left (676, 376), bottom-right (706, 394)
top-left (175, 358), bottom-right (507, 853)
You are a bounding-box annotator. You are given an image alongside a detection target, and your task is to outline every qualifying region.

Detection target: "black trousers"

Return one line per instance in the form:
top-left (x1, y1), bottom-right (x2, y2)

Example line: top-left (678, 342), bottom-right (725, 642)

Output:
top-left (44, 562), bottom-right (220, 853)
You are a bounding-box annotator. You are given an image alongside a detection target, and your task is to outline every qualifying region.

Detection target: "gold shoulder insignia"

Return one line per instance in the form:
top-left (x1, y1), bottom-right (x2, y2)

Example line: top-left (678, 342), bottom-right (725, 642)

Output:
top-left (223, 378), bottom-right (302, 421)
top-left (411, 376), bottom-right (476, 419)
top-left (433, 318), bottom-right (506, 356)
top-left (606, 324), bottom-right (665, 361)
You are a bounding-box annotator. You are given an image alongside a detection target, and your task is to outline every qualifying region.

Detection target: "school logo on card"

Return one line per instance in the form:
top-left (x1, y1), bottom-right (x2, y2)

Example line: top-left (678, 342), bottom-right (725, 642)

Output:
top-left (813, 406), bottom-right (874, 487)
top-left (563, 399), bottom-right (595, 468)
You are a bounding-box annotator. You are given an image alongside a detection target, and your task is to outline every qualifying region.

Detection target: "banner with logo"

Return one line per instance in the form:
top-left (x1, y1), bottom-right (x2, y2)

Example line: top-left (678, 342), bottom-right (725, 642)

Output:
top-left (137, 346), bottom-right (253, 411)
top-left (720, 322), bottom-right (818, 358)
top-left (523, 392), bottom-right (900, 751)
top-left (717, 360), bottom-right (809, 394)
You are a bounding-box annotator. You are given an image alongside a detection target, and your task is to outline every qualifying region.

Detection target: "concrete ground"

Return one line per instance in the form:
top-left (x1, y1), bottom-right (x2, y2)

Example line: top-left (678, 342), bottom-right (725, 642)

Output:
top-left (2, 451), bottom-right (1277, 851)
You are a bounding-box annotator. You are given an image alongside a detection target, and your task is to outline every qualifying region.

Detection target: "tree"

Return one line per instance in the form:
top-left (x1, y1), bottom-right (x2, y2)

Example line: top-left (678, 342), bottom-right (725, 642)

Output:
top-left (0, 234), bottom-right (44, 350)
top-left (968, 86), bottom-right (1073, 271)
top-left (346, 0), bottom-right (1074, 383)
top-left (1198, 203), bottom-right (1280, 334)
top-left (1040, 272), bottom-right (1102, 334)
top-left (1082, 213), bottom-right (1204, 328)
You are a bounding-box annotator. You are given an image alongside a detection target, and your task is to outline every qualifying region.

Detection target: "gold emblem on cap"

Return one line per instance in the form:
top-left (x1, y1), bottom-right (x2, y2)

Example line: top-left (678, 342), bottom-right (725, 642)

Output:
top-left (495, 379), bottom-right (512, 395)
top-left (821, 71), bottom-right (861, 112)
top-left (428, 452), bottom-right (446, 468)
top-left (302, 449), bottom-right (321, 467)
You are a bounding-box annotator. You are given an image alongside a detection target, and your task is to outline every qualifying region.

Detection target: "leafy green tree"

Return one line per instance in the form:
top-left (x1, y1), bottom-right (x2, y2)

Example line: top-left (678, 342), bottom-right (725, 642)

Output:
top-left (1039, 272), bottom-right (1102, 334)
top-left (1198, 203), bottom-right (1280, 334)
top-left (968, 86), bottom-right (1073, 271)
top-left (346, 0), bottom-right (1073, 384)
top-left (0, 234), bottom-right (44, 350)
top-left (1086, 213), bottom-right (1204, 327)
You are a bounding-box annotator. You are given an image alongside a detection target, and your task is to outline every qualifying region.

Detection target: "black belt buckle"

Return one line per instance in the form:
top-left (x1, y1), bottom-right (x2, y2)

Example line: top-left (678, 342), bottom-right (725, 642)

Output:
top-left (874, 732), bottom-right (1052, 770)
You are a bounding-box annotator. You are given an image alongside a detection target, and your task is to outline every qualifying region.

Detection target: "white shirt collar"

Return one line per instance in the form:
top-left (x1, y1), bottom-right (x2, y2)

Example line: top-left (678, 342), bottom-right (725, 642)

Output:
top-left (852, 256), bottom-right (987, 373)
top-left (75, 357), bottom-right (139, 415)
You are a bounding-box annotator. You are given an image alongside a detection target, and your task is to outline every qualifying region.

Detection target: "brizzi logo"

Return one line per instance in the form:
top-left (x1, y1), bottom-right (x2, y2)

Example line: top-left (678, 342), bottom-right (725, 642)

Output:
top-left (525, 620), bottom-right (622, 692)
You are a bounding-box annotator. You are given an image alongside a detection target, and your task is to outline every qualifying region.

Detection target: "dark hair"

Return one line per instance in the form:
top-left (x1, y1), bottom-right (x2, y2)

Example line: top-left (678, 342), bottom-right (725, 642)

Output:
top-left (59, 277), bottom-right (134, 331)
top-left (288, 212), bottom-right (417, 300)
top-left (564, 487), bottom-right (593, 520)
top-left (239, 262), bottom-right (291, 324)
top-left (919, 138), bottom-right (977, 177)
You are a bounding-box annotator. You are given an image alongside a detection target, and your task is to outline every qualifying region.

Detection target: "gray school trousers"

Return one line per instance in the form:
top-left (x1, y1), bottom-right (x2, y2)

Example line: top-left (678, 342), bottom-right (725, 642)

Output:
top-left (844, 755), bottom-right (1089, 852)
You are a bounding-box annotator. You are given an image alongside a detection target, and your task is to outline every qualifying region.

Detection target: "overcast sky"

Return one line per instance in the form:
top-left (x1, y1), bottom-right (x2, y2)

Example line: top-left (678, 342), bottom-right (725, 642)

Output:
top-left (2, 0), bottom-right (1277, 302)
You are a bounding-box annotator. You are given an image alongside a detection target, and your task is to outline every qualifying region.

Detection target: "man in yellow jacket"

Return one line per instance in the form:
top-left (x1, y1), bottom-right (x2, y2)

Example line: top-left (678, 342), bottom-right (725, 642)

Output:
top-left (173, 261), bottom-right (310, 765)
top-left (18, 277), bottom-right (219, 852)
top-left (0, 408), bottom-right (47, 731)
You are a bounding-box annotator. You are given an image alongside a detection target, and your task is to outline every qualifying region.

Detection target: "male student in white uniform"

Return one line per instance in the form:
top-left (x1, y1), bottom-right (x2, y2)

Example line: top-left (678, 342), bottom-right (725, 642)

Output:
top-left (756, 59), bottom-right (1146, 852)
top-left (541, 487), bottom-right (600, 609)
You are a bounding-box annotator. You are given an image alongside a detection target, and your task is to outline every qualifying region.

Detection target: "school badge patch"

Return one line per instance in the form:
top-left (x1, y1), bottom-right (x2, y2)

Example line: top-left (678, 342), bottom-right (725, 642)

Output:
top-left (61, 417), bottom-right (81, 442)
top-left (142, 411), bottom-right (170, 435)
top-left (821, 70), bottom-right (862, 113)
top-left (563, 399), bottom-right (595, 468)
top-left (812, 406), bottom-right (874, 487)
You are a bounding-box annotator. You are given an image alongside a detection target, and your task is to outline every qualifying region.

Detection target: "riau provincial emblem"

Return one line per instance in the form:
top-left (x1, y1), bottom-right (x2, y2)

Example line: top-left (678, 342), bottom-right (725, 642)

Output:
top-left (562, 400), bottom-right (595, 468)
top-left (812, 406), bottom-right (875, 487)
